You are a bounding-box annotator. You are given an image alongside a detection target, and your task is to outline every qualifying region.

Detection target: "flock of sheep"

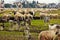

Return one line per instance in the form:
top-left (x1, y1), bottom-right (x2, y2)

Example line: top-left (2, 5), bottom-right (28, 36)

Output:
top-left (1, 10), bottom-right (33, 30)
top-left (0, 8), bottom-right (60, 40)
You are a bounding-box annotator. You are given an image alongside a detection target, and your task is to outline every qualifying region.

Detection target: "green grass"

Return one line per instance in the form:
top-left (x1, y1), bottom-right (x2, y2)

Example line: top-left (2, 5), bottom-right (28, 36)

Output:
top-left (31, 20), bottom-right (48, 30)
top-left (31, 19), bottom-right (60, 26)
top-left (0, 31), bottom-right (23, 36)
top-left (31, 20), bottom-right (45, 26)
top-left (0, 31), bottom-right (38, 40)
top-left (50, 19), bottom-right (60, 24)
top-left (47, 10), bottom-right (60, 14)
top-left (34, 12), bottom-right (40, 17)
top-left (0, 31), bottom-right (38, 36)
top-left (0, 19), bottom-right (60, 31)
top-left (31, 19), bottom-right (60, 30)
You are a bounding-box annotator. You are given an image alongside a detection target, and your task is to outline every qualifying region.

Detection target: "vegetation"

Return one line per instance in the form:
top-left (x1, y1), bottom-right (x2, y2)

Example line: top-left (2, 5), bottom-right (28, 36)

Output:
top-left (0, 9), bottom-right (60, 40)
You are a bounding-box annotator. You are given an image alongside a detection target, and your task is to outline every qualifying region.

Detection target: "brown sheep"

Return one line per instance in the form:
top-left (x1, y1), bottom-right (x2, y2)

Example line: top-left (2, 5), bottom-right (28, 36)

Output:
top-left (2, 13), bottom-right (11, 22)
top-left (38, 24), bottom-right (59, 40)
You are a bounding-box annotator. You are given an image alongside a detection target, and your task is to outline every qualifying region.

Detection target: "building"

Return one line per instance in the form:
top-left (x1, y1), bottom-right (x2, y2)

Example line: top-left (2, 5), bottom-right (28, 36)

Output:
top-left (47, 3), bottom-right (56, 8)
top-left (4, 3), bottom-right (12, 8)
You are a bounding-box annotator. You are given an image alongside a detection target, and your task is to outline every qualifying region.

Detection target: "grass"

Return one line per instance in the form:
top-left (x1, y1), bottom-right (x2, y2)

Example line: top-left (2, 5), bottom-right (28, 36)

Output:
top-left (0, 19), bottom-right (60, 31)
top-left (0, 31), bottom-right (38, 37)
top-left (0, 31), bottom-right (23, 36)
top-left (0, 31), bottom-right (38, 40)
top-left (47, 9), bottom-right (60, 14)
top-left (31, 19), bottom-right (60, 30)
top-left (32, 19), bottom-right (60, 26)
top-left (0, 19), bottom-right (50, 40)
top-left (0, 9), bottom-right (60, 40)
top-left (34, 11), bottom-right (40, 17)
top-left (31, 20), bottom-right (44, 26)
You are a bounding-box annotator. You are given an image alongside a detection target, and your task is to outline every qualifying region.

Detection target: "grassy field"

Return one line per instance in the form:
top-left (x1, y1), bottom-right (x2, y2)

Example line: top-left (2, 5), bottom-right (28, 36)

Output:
top-left (0, 19), bottom-right (60, 31)
top-left (0, 31), bottom-right (38, 40)
top-left (0, 9), bottom-right (60, 40)
top-left (0, 19), bottom-right (60, 40)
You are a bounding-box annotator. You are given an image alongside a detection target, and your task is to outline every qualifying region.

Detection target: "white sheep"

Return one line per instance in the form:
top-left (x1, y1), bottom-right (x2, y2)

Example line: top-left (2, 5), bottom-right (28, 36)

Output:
top-left (38, 24), bottom-right (59, 40)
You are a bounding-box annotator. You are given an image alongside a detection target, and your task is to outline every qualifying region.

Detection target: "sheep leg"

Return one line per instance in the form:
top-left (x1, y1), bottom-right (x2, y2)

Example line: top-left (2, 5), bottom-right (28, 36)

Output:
top-left (17, 20), bottom-right (20, 30)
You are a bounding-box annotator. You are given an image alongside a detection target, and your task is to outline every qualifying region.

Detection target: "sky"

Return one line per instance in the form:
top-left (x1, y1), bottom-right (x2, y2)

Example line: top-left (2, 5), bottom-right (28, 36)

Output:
top-left (4, 0), bottom-right (59, 4)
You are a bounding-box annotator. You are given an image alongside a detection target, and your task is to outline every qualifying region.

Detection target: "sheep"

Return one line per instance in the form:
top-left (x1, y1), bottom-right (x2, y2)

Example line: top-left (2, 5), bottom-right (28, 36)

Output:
top-left (0, 13), bottom-right (12, 30)
top-left (2, 13), bottom-right (11, 22)
top-left (38, 24), bottom-right (59, 40)
top-left (28, 9), bottom-right (35, 16)
top-left (23, 11), bottom-right (33, 26)
top-left (14, 12), bottom-right (24, 21)
top-left (14, 12), bottom-right (24, 28)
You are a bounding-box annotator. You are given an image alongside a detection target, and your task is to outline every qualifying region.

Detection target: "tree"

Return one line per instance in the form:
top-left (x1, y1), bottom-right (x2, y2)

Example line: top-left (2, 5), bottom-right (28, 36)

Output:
top-left (4, 4), bottom-right (12, 8)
